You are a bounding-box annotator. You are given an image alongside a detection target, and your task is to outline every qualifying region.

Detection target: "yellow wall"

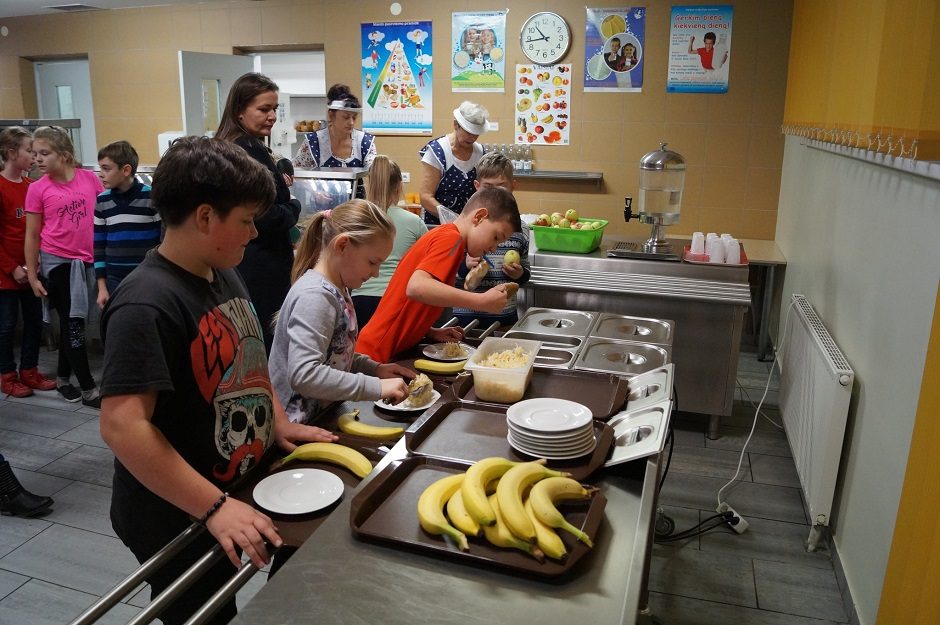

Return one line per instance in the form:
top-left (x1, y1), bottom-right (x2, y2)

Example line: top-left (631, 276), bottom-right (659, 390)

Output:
top-left (876, 284), bottom-right (940, 624)
top-left (0, 0), bottom-right (792, 240)
top-left (784, 0), bottom-right (940, 157)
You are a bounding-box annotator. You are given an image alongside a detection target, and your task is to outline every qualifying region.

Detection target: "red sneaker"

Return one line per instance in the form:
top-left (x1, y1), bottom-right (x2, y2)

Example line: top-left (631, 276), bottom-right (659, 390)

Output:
top-left (1, 372), bottom-right (33, 398)
top-left (19, 368), bottom-right (57, 392)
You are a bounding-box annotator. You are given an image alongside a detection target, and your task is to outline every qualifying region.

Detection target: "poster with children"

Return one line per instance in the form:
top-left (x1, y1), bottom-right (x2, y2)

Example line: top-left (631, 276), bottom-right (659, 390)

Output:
top-left (514, 64), bottom-right (571, 146)
top-left (451, 11), bottom-right (507, 92)
top-left (584, 7), bottom-right (646, 92)
top-left (666, 5), bottom-right (733, 93)
top-left (361, 21), bottom-right (433, 135)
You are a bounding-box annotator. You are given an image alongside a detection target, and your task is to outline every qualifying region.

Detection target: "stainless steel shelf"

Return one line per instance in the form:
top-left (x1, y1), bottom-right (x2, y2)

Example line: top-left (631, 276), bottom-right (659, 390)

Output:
top-left (514, 169), bottom-right (603, 186)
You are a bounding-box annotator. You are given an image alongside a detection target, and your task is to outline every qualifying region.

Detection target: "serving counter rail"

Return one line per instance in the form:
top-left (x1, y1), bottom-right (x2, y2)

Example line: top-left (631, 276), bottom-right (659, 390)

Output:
top-left (521, 239), bottom-right (751, 438)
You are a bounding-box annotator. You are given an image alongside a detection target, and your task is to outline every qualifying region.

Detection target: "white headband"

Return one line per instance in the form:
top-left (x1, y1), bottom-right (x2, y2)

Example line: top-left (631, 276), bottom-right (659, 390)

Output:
top-left (328, 99), bottom-right (362, 113)
top-left (453, 107), bottom-right (487, 135)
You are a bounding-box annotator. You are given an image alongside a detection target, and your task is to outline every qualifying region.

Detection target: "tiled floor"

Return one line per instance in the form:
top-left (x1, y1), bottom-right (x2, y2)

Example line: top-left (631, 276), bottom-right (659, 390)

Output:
top-left (0, 347), bottom-right (850, 624)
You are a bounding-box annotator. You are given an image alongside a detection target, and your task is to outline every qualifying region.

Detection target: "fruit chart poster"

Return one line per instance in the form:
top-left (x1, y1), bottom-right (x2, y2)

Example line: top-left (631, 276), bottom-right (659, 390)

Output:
top-left (361, 21), bottom-right (433, 135)
top-left (666, 5), bottom-right (733, 93)
top-left (451, 11), bottom-right (507, 92)
top-left (584, 7), bottom-right (646, 92)
top-left (514, 64), bottom-right (571, 146)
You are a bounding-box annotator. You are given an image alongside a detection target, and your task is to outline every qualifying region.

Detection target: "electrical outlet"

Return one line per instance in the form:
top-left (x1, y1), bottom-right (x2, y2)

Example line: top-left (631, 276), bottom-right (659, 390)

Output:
top-left (717, 502), bottom-right (749, 534)
top-left (401, 172), bottom-right (410, 183)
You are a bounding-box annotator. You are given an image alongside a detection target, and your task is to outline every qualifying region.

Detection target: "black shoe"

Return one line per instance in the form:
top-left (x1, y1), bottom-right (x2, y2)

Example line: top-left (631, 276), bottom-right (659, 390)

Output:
top-left (0, 460), bottom-right (54, 517)
top-left (57, 384), bottom-right (81, 403)
top-left (82, 395), bottom-right (101, 409)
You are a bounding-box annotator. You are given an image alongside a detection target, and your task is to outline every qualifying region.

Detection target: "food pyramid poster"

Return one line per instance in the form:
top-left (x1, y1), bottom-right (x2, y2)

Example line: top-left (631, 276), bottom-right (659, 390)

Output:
top-left (361, 21), bottom-right (433, 135)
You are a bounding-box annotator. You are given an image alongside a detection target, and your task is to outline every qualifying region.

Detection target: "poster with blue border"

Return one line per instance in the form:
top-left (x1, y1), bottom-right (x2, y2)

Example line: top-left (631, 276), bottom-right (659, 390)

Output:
top-left (361, 21), bottom-right (432, 135)
top-left (666, 5), bottom-right (733, 93)
top-left (584, 7), bottom-right (646, 92)
top-left (451, 11), bottom-right (507, 92)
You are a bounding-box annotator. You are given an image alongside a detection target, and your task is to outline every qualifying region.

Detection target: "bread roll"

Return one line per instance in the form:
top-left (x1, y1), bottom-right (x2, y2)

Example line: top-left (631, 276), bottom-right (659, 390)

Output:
top-left (464, 259), bottom-right (490, 291)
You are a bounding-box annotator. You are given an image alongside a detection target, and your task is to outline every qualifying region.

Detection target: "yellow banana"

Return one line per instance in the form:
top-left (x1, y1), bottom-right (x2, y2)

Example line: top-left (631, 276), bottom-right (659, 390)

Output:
top-left (461, 457), bottom-right (526, 526)
top-left (280, 442), bottom-right (373, 479)
top-left (446, 487), bottom-right (482, 537)
top-left (413, 358), bottom-right (467, 375)
top-left (496, 462), bottom-right (571, 544)
top-left (525, 497), bottom-right (567, 561)
top-left (482, 494), bottom-right (545, 562)
top-left (528, 477), bottom-right (598, 547)
top-left (417, 473), bottom-right (469, 551)
top-left (337, 410), bottom-right (404, 439)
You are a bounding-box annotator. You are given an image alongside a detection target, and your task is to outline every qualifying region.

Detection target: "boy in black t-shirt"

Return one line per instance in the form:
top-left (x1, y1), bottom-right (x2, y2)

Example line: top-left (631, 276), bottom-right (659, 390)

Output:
top-left (99, 136), bottom-right (337, 625)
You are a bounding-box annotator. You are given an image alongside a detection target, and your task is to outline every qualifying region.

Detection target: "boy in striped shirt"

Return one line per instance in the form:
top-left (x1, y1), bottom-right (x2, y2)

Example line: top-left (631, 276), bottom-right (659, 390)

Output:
top-left (94, 141), bottom-right (161, 309)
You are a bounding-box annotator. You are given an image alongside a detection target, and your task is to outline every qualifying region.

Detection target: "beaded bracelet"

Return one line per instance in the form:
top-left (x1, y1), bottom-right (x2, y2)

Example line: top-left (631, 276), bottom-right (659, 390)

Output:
top-left (198, 492), bottom-right (228, 525)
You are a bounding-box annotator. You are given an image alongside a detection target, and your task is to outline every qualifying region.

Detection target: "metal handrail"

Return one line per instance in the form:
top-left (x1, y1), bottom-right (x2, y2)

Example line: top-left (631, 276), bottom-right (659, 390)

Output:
top-left (67, 522), bottom-right (265, 625)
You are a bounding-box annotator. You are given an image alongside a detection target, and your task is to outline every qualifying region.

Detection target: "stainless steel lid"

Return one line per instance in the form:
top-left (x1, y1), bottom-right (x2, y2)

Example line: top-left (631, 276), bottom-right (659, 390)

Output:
top-left (639, 143), bottom-right (686, 171)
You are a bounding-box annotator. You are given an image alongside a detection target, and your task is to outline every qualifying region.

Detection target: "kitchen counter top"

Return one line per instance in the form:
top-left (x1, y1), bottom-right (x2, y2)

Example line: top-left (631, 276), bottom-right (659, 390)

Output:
top-left (231, 435), bottom-right (659, 625)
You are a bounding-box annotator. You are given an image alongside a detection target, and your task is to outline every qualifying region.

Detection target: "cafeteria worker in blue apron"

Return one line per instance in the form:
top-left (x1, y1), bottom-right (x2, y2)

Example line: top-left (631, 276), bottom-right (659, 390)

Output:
top-left (418, 100), bottom-right (489, 226)
top-left (293, 83), bottom-right (376, 198)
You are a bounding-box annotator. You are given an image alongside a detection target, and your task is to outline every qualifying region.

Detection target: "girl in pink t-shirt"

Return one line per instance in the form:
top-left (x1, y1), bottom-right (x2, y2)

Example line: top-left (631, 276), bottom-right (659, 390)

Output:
top-left (24, 126), bottom-right (103, 407)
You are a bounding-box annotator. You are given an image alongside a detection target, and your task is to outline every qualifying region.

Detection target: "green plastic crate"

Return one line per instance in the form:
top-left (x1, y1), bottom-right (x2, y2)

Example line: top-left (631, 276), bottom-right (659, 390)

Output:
top-left (531, 218), bottom-right (608, 253)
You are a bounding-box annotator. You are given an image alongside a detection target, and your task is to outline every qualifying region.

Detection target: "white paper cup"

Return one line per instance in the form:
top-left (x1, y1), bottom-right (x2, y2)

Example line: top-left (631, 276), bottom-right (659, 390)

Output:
top-left (706, 237), bottom-right (725, 263)
top-left (724, 238), bottom-right (741, 264)
top-left (691, 232), bottom-right (706, 254)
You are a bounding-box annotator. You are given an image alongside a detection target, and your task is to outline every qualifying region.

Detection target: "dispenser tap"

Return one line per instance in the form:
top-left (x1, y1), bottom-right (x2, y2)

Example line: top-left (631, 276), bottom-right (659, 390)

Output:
top-left (623, 196), bottom-right (635, 223)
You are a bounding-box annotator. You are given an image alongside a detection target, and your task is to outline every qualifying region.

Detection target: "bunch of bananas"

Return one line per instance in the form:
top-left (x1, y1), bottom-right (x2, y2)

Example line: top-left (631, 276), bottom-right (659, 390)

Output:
top-left (415, 456), bottom-right (599, 561)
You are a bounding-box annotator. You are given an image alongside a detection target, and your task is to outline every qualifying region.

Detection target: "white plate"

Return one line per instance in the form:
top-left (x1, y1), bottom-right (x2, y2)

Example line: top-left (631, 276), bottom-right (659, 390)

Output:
top-left (506, 398), bottom-right (593, 433)
top-left (374, 389), bottom-right (441, 412)
top-left (252, 469), bottom-right (344, 515)
top-left (507, 434), bottom-right (598, 460)
top-left (508, 425), bottom-right (595, 447)
top-left (422, 343), bottom-right (475, 361)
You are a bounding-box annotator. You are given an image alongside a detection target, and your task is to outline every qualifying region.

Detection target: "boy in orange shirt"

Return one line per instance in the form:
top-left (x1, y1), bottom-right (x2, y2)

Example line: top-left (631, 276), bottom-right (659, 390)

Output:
top-left (357, 186), bottom-right (520, 362)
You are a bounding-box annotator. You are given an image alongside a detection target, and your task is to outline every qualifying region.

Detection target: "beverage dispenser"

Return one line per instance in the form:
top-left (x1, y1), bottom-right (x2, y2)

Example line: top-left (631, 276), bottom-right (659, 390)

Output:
top-left (612, 142), bottom-right (687, 261)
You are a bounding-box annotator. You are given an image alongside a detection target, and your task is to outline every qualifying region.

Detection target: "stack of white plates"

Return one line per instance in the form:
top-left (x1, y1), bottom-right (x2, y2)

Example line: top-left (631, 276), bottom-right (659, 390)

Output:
top-left (506, 398), bottom-right (596, 460)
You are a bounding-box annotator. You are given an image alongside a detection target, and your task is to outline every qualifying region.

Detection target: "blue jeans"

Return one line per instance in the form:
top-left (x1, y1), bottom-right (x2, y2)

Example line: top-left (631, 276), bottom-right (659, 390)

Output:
top-left (0, 288), bottom-right (43, 374)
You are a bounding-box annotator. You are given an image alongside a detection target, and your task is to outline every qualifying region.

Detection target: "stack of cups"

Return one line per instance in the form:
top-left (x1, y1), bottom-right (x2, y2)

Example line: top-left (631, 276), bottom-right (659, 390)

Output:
top-left (705, 233), bottom-right (725, 263)
top-left (691, 231), bottom-right (706, 255)
top-left (723, 235), bottom-right (741, 264)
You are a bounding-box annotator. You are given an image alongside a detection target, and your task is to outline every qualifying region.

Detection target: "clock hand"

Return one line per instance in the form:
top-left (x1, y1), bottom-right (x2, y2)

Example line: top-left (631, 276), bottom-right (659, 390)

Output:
top-left (524, 36), bottom-right (550, 43)
top-left (535, 25), bottom-right (547, 39)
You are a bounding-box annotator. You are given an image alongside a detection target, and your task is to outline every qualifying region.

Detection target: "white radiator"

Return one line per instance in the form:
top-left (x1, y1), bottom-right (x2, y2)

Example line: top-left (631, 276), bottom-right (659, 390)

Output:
top-left (778, 294), bottom-right (854, 550)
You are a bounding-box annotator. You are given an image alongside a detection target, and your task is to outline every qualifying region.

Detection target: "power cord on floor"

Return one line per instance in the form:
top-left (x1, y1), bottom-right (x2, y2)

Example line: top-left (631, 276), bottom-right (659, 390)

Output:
top-left (715, 298), bottom-right (800, 527)
top-left (655, 511), bottom-right (739, 542)
top-left (735, 379), bottom-right (784, 430)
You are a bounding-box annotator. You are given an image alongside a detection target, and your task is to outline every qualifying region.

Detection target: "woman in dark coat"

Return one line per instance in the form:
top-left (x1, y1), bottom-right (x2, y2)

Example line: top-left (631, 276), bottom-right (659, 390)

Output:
top-left (216, 72), bottom-right (301, 351)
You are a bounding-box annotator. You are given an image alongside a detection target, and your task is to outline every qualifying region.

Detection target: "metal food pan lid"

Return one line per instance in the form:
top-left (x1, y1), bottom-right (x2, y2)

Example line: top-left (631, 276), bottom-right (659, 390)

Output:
top-left (511, 308), bottom-right (595, 337)
top-left (590, 313), bottom-right (674, 346)
top-left (573, 338), bottom-right (670, 377)
top-left (604, 399), bottom-right (673, 467)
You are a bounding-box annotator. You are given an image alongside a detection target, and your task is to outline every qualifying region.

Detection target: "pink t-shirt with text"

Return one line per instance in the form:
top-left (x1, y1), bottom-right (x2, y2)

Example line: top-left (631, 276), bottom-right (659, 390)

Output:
top-left (25, 168), bottom-right (103, 263)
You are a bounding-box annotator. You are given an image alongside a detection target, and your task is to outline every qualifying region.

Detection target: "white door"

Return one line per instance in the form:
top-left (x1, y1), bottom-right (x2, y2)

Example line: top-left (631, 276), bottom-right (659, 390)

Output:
top-left (34, 59), bottom-right (97, 166)
top-left (178, 51), bottom-right (253, 136)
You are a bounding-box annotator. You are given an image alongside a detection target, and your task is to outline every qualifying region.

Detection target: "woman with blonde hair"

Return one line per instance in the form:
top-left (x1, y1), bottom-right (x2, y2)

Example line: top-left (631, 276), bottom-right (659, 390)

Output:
top-left (268, 198), bottom-right (414, 427)
top-left (351, 155), bottom-right (427, 327)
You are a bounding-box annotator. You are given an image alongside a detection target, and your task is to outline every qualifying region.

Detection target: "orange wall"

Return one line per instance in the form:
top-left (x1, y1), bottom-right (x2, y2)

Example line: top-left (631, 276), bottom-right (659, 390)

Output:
top-left (784, 0), bottom-right (940, 157)
top-left (0, 0), bottom-right (792, 239)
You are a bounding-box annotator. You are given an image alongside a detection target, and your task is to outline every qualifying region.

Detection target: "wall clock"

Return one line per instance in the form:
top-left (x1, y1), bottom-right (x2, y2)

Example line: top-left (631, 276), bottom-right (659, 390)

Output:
top-left (520, 11), bottom-right (571, 65)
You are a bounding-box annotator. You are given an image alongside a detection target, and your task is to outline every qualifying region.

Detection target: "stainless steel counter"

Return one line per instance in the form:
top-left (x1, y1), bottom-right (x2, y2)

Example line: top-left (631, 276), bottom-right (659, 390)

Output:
top-left (231, 439), bottom-right (660, 625)
top-left (522, 238), bottom-right (751, 438)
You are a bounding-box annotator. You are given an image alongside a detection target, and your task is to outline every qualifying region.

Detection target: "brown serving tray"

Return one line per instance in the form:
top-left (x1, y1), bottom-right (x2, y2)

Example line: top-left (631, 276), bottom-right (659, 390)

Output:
top-left (405, 400), bottom-right (613, 481)
top-left (448, 367), bottom-right (630, 419)
top-left (230, 444), bottom-right (385, 548)
top-left (349, 455), bottom-right (607, 580)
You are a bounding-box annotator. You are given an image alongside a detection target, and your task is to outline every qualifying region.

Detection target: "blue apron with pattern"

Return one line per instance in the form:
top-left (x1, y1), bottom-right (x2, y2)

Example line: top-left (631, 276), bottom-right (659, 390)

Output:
top-left (419, 139), bottom-right (483, 226)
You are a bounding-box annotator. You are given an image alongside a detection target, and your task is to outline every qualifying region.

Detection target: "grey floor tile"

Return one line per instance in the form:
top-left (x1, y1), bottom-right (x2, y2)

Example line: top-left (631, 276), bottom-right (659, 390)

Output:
top-left (0, 524), bottom-right (139, 596)
top-left (0, 515), bottom-right (52, 559)
top-left (236, 569), bottom-right (268, 611)
top-left (650, 547), bottom-right (757, 607)
top-left (672, 422), bottom-right (705, 448)
top-left (737, 370), bottom-right (779, 391)
top-left (0, 401), bottom-right (92, 437)
top-left (0, 568), bottom-right (28, 601)
top-left (736, 353), bottom-right (772, 375)
top-left (659, 473), bottom-right (807, 524)
top-left (668, 444), bottom-right (752, 481)
top-left (750, 453), bottom-right (802, 488)
top-left (754, 559), bottom-right (848, 622)
top-left (736, 387), bottom-right (780, 407)
top-left (125, 583), bottom-right (150, 608)
top-left (57, 417), bottom-right (108, 448)
top-left (42, 481), bottom-right (115, 537)
top-left (653, 505), bottom-right (701, 551)
top-left (3, 391), bottom-right (84, 412)
top-left (0, 429), bottom-right (81, 471)
top-left (707, 423), bottom-right (792, 458)
top-left (0, 578), bottom-right (139, 625)
top-left (700, 516), bottom-right (832, 570)
top-left (38, 444), bottom-right (114, 488)
top-left (650, 591), bottom-right (840, 625)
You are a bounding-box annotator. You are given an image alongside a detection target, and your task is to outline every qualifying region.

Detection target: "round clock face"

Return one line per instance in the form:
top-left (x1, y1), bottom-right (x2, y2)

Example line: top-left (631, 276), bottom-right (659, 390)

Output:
top-left (520, 12), bottom-right (571, 65)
